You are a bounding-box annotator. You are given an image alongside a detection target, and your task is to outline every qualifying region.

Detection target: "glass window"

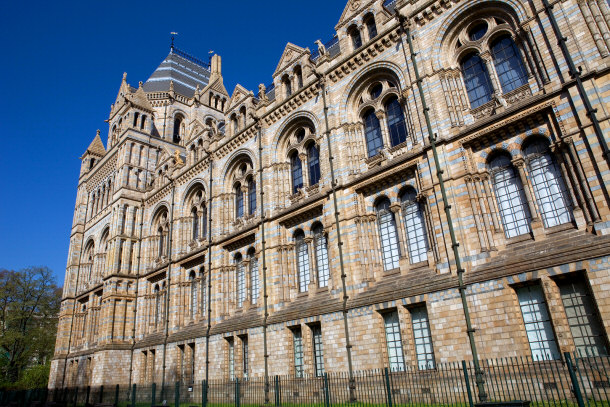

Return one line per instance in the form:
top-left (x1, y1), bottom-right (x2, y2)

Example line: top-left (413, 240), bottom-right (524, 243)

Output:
top-left (242, 337), bottom-right (249, 379)
top-left (363, 109), bottom-right (384, 157)
top-left (295, 230), bottom-right (311, 292)
top-left (192, 208), bottom-right (199, 240)
top-left (291, 153), bottom-right (303, 194)
top-left (200, 272), bottom-right (206, 315)
top-left (249, 255), bottom-right (259, 305)
top-left (516, 284), bottom-right (561, 360)
top-left (385, 96), bottom-right (408, 147)
top-left (370, 83), bottom-right (383, 99)
top-left (190, 272), bottom-right (197, 317)
top-left (313, 224), bottom-right (330, 288)
top-left (350, 27), bottom-right (362, 49)
top-left (236, 255), bottom-right (246, 308)
top-left (558, 279), bottom-right (608, 356)
top-left (228, 338), bottom-right (235, 380)
top-left (248, 179), bottom-right (256, 216)
top-left (400, 189), bottom-right (428, 263)
top-left (201, 205), bottom-right (207, 239)
top-left (312, 325), bottom-right (325, 377)
top-left (366, 15), bottom-right (377, 39)
top-left (383, 311), bottom-right (406, 372)
top-left (469, 23), bottom-right (488, 41)
top-left (376, 198), bottom-right (401, 271)
top-left (235, 184), bottom-right (244, 218)
top-left (491, 36), bottom-right (528, 93)
top-left (307, 144), bottom-right (321, 186)
top-left (292, 327), bottom-right (304, 378)
top-left (489, 154), bottom-right (532, 238)
top-left (461, 53), bottom-right (493, 108)
top-left (524, 139), bottom-right (572, 228)
top-left (411, 305), bottom-right (435, 369)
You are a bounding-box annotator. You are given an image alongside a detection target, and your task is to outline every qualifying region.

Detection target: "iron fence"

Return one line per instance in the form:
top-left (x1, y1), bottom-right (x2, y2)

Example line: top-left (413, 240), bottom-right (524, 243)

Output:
top-left (2, 353), bottom-right (609, 407)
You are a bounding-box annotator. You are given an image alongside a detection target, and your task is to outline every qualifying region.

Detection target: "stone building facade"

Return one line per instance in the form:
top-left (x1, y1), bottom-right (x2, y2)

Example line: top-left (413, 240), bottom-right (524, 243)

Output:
top-left (50, 0), bottom-right (610, 390)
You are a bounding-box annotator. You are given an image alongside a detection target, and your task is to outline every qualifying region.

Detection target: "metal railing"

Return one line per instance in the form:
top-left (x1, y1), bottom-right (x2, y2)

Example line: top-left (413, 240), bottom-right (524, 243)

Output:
top-left (4, 353), bottom-right (609, 407)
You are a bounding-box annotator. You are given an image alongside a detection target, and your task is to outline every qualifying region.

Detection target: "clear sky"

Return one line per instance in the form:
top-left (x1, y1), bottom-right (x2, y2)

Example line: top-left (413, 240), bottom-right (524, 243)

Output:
top-left (0, 0), bottom-right (344, 286)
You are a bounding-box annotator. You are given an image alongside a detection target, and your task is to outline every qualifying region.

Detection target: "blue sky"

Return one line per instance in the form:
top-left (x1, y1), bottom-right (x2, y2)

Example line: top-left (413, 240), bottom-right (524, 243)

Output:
top-left (0, 0), bottom-right (344, 286)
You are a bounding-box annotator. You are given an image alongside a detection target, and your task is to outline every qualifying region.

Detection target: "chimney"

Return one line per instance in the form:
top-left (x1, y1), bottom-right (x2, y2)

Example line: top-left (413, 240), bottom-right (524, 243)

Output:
top-left (210, 54), bottom-right (222, 82)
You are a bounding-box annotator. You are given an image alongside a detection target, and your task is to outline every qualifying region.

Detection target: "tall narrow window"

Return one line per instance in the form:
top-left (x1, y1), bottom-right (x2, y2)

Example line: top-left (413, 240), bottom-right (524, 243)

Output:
top-left (249, 252), bottom-right (259, 305)
top-left (158, 227), bottom-right (165, 257)
top-left (400, 189), bottom-right (428, 263)
top-left (235, 183), bottom-right (244, 219)
top-left (491, 35), bottom-right (528, 93)
top-left (236, 254), bottom-right (245, 308)
top-left (489, 154), bottom-right (531, 238)
top-left (411, 305), bottom-right (435, 369)
top-left (516, 284), bottom-right (560, 360)
top-left (313, 224), bottom-right (330, 288)
top-left (365, 14), bottom-right (377, 39)
top-left (248, 179), bottom-right (256, 216)
top-left (283, 75), bottom-right (292, 98)
top-left (461, 53), bottom-right (493, 108)
top-left (192, 208), bottom-right (199, 241)
top-left (295, 66), bottom-right (303, 89)
top-left (363, 109), bottom-right (383, 157)
top-left (200, 271), bottom-right (207, 316)
top-left (242, 337), bottom-right (249, 379)
top-left (295, 230), bottom-right (311, 292)
top-left (154, 285), bottom-right (161, 329)
top-left (524, 139), bottom-right (572, 228)
top-left (383, 311), bottom-right (406, 372)
top-left (385, 96), bottom-right (408, 147)
top-left (228, 338), bottom-right (235, 380)
top-left (349, 25), bottom-right (362, 49)
top-left (190, 271), bottom-right (197, 318)
top-left (188, 343), bottom-right (195, 384)
top-left (291, 153), bottom-right (303, 194)
top-left (173, 115), bottom-right (183, 144)
top-left (311, 325), bottom-right (325, 377)
top-left (292, 327), bottom-right (304, 378)
top-left (376, 198), bottom-right (401, 271)
top-left (558, 278), bottom-right (608, 356)
top-left (201, 205), bottom-right (207, 239)
top-left (307, 143), bottom-right (321, 186)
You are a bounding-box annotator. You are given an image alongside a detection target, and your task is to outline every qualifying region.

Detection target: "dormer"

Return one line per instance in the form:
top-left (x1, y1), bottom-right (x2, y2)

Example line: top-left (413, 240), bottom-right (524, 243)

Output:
top-left (198, 54), bottom-right (229, 112)
top-left (226, 85), bottom-right (255, 137)
top-left (80, 130), bottom-right (106, 177)
top-left (272, 43), bottom-right (314, 101)
top-left (335, 0), bottom-right (386, 55)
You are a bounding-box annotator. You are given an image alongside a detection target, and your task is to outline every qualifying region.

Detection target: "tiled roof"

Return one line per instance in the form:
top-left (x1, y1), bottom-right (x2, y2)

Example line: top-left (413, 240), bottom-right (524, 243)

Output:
top-left (143, 48), bottom-right (211, 98)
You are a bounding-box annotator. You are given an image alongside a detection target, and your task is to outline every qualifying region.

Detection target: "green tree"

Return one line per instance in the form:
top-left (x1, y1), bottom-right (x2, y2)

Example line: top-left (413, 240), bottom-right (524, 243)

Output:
top-left (0, 267), bottom-right (61, 387)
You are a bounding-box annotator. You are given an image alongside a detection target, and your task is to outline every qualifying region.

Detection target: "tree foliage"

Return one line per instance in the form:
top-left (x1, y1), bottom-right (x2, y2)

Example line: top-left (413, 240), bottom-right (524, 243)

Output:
top-left (0, 267), bottom-right (61, 388)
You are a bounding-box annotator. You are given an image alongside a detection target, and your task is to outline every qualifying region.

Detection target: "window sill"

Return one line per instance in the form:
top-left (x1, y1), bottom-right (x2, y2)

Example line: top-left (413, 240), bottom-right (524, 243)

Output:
top-left (544, 221), bottom-right (576, 236)
top-left (505, 233), bottom-right (534, 246)
top-left (408, 260), bottom-right (429, 270)
top-left (383, 267), bottom-right (401, 277)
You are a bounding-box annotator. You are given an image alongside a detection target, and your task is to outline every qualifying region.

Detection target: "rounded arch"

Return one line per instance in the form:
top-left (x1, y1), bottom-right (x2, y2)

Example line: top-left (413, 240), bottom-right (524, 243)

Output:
top-left (431, 0), bottom-right (529, 70)
top-left (98, 225), bottom-right (110, 248)
top-left (272, 111), bottom-right (322, 160)
top-left (150, 202), bottom-right (170, 225)
top-left (182, 180), bottom-right (207, 207)
top-left (82, 238), bottom-right (95, 260)
top-left (220, 149), bottom-right (257, 184)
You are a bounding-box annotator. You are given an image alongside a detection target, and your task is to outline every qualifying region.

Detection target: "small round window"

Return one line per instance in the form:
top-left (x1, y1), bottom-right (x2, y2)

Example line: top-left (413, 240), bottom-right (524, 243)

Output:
top-left (469, 22), bottom-right (488, 41)
top-left (370, 83), bottom-right (383, 99)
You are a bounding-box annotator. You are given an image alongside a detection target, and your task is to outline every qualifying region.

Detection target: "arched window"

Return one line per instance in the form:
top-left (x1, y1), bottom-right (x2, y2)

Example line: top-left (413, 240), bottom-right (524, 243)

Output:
top-left (489, 153), bottom-right (531, 238)
top-left (173, 114), bottom-right (184, 144)
top-left (235, 183), bottom-right (244, 218)
top-left (189, 271), bottom-right (197, 318)
top-left (364, 14), bottom-right (377, 39)
top-left (282, 75), bottom-right (292, 98)
top-left (154, 285), bottom-right (161, 328)
top-left (385, 96), bottom-right (408, 147)
top-left (295, 66), bottom-right (303, 90)
top-left (313, 224), bottom-right (330, 288)
top-left (307, 144), bottom-right (321, 186)
top-left (376, 198), bottom-right (400, 271)
top-left (294, 230), bottom-right (311, 292)
top-left (231, 115), bottom-right (238, 135)
top-left (491, 35), bottom-right (528, 93)
top-left (133, 112), bottom-right (139, 127)
top-left (524, 139), bottom-right (572, 228)
top-left (201, 204), bottom-right (207, 238)
top-left (349, 25), bottom-right (362, 50)
top-left (461, 53), bottom-right (493, 108)
top-left (199, 270), bottom-right (206, 315)
top-left (248, 250), bottom-right (259, 305)
top-left (158, 226), bottom-right (165, 257)
top-left (400, 189), bottom-right (428, 264)
top-left (239, 106), bottom-right (247, 129)
top-left (248, 178), bottom-right (257, 216)
top-left (192, 207), bottom-right (199, 241)
top-left (363, 109), bottom-right (383, 157)
top-left (291, 152), bottom-right (303, 194)
top-left (235, 254), bottom-right (246, 308)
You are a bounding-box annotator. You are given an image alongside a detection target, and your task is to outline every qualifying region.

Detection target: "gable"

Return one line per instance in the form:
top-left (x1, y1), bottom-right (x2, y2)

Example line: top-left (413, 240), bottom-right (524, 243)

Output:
top-left (273, 43), bottom-right (308, 77)
top-left (228, 84), bottom-right (251, 110)
top-left (336, 0), bottom-right (376, 29)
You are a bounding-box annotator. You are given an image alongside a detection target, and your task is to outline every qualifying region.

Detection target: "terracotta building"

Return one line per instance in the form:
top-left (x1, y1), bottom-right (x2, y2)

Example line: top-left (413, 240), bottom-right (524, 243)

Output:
top-left (49, 0), bottom-right (610, 390)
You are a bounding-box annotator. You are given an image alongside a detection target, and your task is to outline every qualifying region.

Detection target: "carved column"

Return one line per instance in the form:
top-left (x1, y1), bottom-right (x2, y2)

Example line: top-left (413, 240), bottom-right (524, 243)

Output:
top-left (376, 110), bottom-right (391, 151)
top-left (480, 51), bottom-right (502, 96)
top-left (390, 202), bottom-right (407, 260)
top-left (299, 152), bottom-right (309, 188)
top-left (578, 0), bottom-right (609, 57)
top-left (564, 137), bottom-right (600, 221)
top-left (512, 157), bottom-right (539, 221)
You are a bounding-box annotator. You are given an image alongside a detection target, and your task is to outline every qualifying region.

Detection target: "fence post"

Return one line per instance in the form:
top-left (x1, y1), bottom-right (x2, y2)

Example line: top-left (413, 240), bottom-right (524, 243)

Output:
top-left (114, 384), bottom-right (119, 407)
top-left (86, 386), bottom-right (91, 406)
top-left (384, 368), bottom-right (393, 407)
top-left (323, 373), bottom-right (330, 407)
top-left (100, 385), bottom-right (104, 404)
top-left (201, 380), bottom-right (207, 407)
top-left (565, 352), bottom-right (586, 407)
top-left (151, 383), bottom-right (156, 407)
top-left (462, 361), bottom-right (475, 407)
top-left (131, 384), bottom-right (136, 407)
top-left (174, 382), bottom-right (179, 407)
top-left (73, 388), bottom-right (78, 407)
top-left (235, 378), bottom-right (240, 407)
top-left (274, 376), bottom-right (280, 406)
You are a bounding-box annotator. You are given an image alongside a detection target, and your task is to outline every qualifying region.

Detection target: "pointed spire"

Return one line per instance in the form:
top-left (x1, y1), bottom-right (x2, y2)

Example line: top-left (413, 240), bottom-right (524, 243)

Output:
top-left (84, 131), bottom-right (106, 157)
top-left (122, 72), bottom-right (127, 82)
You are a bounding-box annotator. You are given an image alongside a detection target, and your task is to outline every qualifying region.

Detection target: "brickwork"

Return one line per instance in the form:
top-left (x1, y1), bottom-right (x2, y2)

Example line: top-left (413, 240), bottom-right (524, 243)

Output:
top-left (50, 0), bottom-right (610, 390)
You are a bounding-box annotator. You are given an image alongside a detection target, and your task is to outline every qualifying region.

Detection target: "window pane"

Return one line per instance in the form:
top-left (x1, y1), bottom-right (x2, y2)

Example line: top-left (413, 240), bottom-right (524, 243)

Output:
top-left (525, 141), bottom-right (572, 228)
top-left (235, 185), bottom-right (244, 218)
top-left (308, 144), bottom-right (321, 186)
top-left (401, 190), bottom-right (428, 263)
top-left (293, 328), bottom-right (304, 378)
top-left (462, 54), bottom-right (493, 109)
top-left (291, 154), bottom-right (303, 193)
top-left (376, 200), bottom-right (400, 271)
top-left (296, 233), bottom-right (311, 292)
top-left (315, 230), bottom-right (330, 288)
top-left (559, 279), bottom-right (608, 356)
top-left (312, 325), bottom-right (325, 377)
top-left (385, 97), bottom-right (408, 147)
top-left (228, 339), bottom-right (235, 380)
top-left (516, 284), bottom-right (560, 360)
top-left (236, 261), bottom-right (246, 308)
top-left (364, 110), bottom-right (384, 157)
top-left (242, 337), bottom-right (249, 379)
top-left (250, 257), bottom-right (259, 305)
top-left (489, 155), bottom-right (531, 238)
top-left (411, 305), bottom-right (435, 369)
top-left (248, 180), bottom-right (256, 216)
top-left (383, 311), bottom-right (406, 372)
top-left (491, 36), bottom-right (528, 93)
